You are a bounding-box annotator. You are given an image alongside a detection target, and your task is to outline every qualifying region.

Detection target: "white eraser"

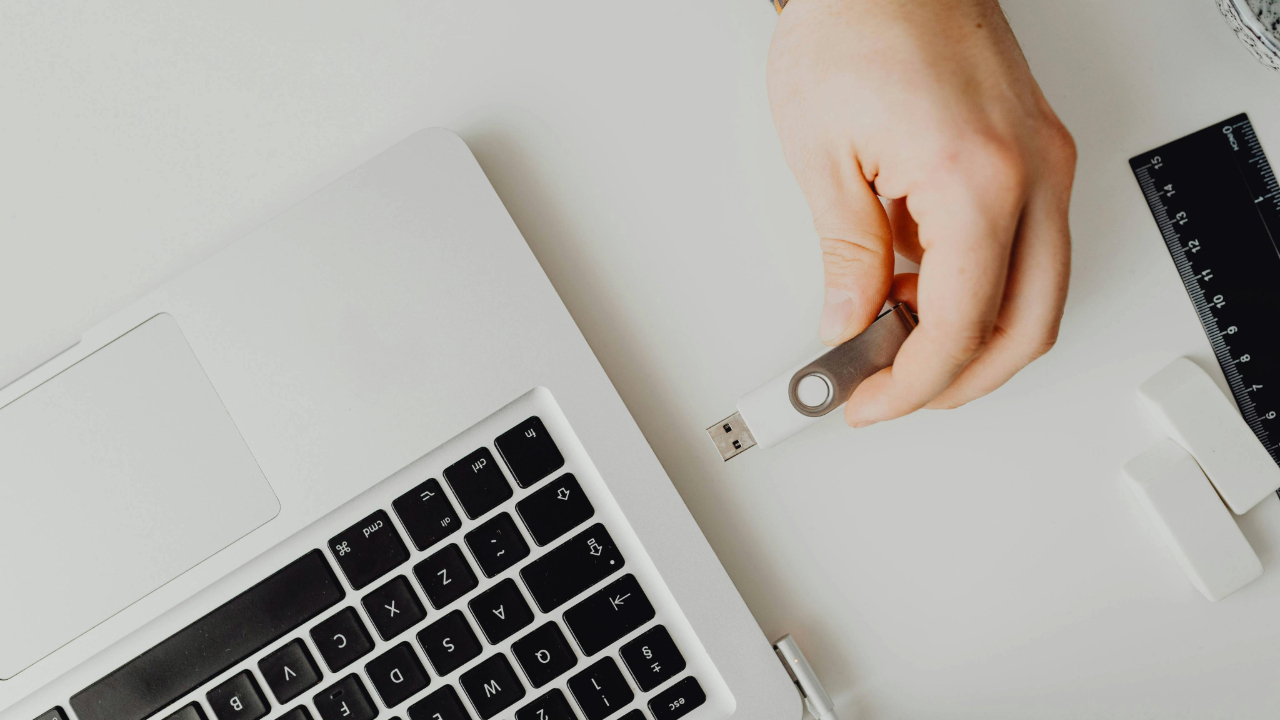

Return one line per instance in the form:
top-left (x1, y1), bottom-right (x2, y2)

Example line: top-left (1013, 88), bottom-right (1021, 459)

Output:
top-left (1138, 357), bottom-right (1280, 514)
top-left (1124, 439), bottom-right (1262, 602)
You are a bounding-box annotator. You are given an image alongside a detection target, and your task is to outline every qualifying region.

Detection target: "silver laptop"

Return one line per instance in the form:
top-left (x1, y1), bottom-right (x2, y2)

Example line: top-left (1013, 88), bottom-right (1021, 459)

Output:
top-left (0, 130), bottom-right (799, 720)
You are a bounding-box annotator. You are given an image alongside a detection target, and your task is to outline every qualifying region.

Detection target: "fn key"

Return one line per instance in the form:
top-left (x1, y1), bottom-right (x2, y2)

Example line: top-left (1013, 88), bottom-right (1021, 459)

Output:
top-left (496, 416), bottom-right (564, 488)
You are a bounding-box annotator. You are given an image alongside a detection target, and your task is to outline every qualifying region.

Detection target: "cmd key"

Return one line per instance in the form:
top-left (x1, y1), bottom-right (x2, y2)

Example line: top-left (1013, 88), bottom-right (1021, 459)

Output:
top-left (520, 524), bottom-right (624, 612)
top-left (329, 509), bottom-right (410, 590)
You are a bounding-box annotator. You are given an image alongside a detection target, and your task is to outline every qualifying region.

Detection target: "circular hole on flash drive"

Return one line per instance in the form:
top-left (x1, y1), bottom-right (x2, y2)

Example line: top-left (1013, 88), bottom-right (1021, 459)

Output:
top-left (796, 373), bottom-right (832, 409)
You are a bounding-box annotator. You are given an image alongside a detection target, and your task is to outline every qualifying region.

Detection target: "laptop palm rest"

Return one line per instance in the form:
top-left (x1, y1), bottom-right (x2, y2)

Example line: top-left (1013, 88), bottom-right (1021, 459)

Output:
top-left (0, 313), bottom-right (279, 680)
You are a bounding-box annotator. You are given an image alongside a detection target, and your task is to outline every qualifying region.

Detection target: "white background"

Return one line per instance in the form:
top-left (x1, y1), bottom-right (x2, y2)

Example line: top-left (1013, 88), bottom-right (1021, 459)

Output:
top-left (5, 0), bottom-right (1280, 716)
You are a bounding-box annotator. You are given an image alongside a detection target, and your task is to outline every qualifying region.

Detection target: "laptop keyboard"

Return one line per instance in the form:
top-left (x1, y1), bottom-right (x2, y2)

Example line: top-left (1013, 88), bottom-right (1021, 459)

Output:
top-left (57, 395), bottom-right (723, 720)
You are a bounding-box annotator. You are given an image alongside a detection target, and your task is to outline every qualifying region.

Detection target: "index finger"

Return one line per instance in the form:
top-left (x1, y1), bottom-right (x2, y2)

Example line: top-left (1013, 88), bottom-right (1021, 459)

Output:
top-left (845, 163), bottom-right (1024, 426)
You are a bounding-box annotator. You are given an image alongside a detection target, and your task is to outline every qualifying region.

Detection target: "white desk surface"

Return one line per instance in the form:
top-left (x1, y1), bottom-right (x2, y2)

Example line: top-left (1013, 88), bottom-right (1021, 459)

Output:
top-left (6, 1), bottom-right (1280, 716)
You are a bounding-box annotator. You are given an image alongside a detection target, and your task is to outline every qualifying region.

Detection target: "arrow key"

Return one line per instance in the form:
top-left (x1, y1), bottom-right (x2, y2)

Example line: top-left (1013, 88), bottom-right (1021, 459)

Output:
top-left (563, 574), bottom-right (655, 656)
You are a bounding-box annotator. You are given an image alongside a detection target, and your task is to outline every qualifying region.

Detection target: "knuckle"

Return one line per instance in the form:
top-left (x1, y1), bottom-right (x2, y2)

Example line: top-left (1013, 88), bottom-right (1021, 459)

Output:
top-left (819, 235), bottom-right (888, 272)
top-left (1043, 121), bottom-right (1078, 172)
top-left (1025, 323), bottom-right (1061, 359)
top-left (934, 325), bottom-right (991, 366)
top-left (999, 321), bottom-right (1060, 362)
top-left (976, 138), bottom-right (1028, 193)
top-left (1056, 125), bottom-right (1079, 167)
top-left (934, 134), bottom-right (1028, 199)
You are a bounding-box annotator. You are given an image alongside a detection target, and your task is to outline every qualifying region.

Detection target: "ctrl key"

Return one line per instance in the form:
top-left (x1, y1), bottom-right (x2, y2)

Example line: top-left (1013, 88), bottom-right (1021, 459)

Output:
top-left (648, 677), bottom-right (706, 720)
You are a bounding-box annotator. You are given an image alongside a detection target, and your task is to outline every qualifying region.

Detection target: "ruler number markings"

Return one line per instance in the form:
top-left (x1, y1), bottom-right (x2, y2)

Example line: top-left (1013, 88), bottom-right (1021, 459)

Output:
top-left (1130, 113), bottom-right (1280, 470)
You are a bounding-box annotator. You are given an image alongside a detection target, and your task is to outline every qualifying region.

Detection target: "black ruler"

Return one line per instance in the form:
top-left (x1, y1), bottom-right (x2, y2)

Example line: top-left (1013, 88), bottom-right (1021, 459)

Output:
top-left (1129, 113), bottom-right (1280, 470)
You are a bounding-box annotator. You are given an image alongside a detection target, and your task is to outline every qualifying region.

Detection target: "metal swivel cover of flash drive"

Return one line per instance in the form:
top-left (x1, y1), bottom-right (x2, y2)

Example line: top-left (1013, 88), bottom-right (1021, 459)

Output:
top-left (707, 304), bottom-right (917, 461)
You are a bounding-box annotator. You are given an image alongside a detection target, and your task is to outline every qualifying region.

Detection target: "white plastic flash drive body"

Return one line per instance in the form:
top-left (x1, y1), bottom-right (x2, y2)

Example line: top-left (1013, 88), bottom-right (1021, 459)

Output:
top-left (707, 304), bottom-right (915, 461)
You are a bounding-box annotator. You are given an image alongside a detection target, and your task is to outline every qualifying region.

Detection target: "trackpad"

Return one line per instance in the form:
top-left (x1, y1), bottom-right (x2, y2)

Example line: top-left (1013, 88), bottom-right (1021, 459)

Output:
top-left (0, 314), bottom-right (279, 679)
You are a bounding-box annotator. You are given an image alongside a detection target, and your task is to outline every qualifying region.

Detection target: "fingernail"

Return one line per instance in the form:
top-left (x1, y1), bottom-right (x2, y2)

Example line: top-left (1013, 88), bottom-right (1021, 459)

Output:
top-left (819, 288), bottom-right (855, 343)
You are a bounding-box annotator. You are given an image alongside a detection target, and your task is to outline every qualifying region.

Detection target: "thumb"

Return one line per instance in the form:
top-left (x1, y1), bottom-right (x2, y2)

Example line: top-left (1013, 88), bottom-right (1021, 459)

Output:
top-left (804, 157), bottom-right (894, 345)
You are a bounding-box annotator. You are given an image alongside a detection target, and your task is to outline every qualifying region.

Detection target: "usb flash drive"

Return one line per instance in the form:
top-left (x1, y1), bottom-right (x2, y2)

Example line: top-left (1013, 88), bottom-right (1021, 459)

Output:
top-left (706, 304), bottom-right (916, 461)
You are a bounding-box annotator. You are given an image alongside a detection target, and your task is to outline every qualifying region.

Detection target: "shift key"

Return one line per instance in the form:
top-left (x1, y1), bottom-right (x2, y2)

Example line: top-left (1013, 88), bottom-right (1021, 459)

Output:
top-left (521, 524), bottom-right (624, 612)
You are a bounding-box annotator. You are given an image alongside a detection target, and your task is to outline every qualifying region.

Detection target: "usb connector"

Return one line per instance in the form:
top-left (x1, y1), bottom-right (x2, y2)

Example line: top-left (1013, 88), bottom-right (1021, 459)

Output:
top-left (706, 412), bottom-right (757, 461)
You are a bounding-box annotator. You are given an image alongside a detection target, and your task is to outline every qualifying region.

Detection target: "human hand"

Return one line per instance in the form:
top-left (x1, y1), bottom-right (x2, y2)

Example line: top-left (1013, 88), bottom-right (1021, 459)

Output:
top-left (766, 0), bottom-right (1076, 427)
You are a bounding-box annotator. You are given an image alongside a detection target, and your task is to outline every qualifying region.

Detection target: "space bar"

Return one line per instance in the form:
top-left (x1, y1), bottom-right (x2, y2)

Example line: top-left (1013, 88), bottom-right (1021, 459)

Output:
top-left (70, 549), bottom-right (345, 720)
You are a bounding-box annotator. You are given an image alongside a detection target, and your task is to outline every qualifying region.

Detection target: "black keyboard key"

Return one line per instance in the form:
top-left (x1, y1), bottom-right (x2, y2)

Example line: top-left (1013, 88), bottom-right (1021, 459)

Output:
top-left (417, 610), bottom-right (483, 676)
top-left (314, 675), bottom-right (378, 720)
top-left (408, 686), bottom-right (472, 720)
top-left (567, 658), bottom-right (633, 720)
top-left (367, 642), bottom-right (431, 708)
top-left (163, 705), bottom-right (206, 720)
top-left (459, 654), bottom-right (527, 720)
top-left (311, 607), bottom-right (375, 672)
top-left (647, 677), bottom-right (705, 720)
top-left (520, 524), bottom-right (624, 612)
top-left (465, 512), bottom-right (530, 578)
top-left (511, 622), bottom-right (578, 688)
top-left (34, 710), bottom-right (69, 720)
top-left (71, 550), bottom-right (344, 720)
top-left (414, 540), bottom-right (481, 607)
top-left (564, 574), bottom-right (655, 656)
top-left (330, 509), bottom-right (411, 590)
top-left (495, 417), bottom-right (564, 488)
top-left (207, 670), bottom-right (269, 720)
top-left (516, 474), bottom-right (594, 546)
top-left (468, 578), bottom-right (535, 644)
top-left (364, 575), bottom-right (427, 640)
top-left (259, 639), bottom-right (322, 704)
top-left (394, 479), bottom-right (462, 551)
top-left (414, 544), bottom-right (480, 609)
top-left (514, 690), bottom-right (577, 720)
top-left (277, 709), bottom-right (312, 720)
top-left (619, 625), bottom-right (685, 692)
top-left (444, 448), bottom-right (513, 519)
top-left (618, 712), bottom-right (644, 720)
